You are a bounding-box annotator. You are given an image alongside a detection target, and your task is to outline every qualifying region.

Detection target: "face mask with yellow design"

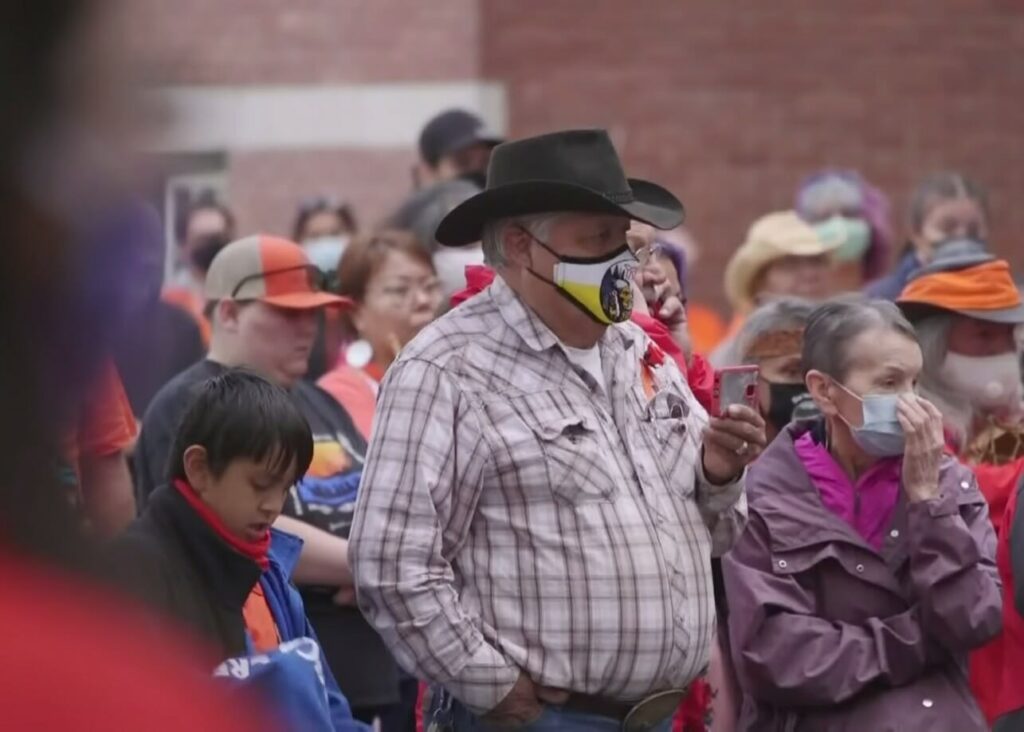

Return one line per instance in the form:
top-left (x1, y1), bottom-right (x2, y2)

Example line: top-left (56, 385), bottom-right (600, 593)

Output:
top-left (524, 228), bottom-right (639, 325)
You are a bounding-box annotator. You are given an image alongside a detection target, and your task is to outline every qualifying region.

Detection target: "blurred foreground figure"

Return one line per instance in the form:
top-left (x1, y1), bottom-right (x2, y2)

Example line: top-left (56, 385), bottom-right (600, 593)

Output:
top-left (0, 0), bottom-right (276, 728)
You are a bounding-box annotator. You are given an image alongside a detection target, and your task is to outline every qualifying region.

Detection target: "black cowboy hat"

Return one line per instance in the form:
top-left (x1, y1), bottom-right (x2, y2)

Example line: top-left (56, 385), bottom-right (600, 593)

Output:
top-left (435, 129), bottom-right (685, 246)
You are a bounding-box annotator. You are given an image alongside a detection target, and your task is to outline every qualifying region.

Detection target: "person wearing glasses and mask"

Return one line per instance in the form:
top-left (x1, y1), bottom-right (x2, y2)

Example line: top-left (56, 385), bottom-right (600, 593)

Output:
top-left (134, 235), bottom-right (404, 728)
top-left (723, 299), bottom-right (1000, 732)
top-left (350, 130), bottom-right (766, 732)
top-left (318, 231), bottom-right (443, 440)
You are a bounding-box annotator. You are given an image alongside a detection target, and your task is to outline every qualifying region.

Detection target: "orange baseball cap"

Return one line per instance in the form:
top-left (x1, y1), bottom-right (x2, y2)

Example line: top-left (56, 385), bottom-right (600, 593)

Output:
top-left (897, 256), bottom-right (1024, 324)
top-left (204, 235), bottom-right (351, 310)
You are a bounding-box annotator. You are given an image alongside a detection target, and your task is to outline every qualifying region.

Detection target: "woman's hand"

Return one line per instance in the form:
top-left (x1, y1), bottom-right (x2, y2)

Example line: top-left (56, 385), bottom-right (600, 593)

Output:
top-left (898, 394), bottom-right (945, 503)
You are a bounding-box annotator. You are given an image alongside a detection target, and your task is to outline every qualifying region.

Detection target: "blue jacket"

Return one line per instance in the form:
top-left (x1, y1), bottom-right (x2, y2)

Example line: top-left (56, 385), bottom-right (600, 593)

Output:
top-left (243, 530), bottom-right (369, 732)
top-left (112, 486), bottom-right (369, 732)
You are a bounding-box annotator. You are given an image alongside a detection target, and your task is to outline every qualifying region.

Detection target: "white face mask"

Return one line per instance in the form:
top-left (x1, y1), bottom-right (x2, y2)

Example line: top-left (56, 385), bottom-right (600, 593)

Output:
top-left (940, 351), bottom-right (1024, 415)
top-left (303, 235), bottom-right (349, 274)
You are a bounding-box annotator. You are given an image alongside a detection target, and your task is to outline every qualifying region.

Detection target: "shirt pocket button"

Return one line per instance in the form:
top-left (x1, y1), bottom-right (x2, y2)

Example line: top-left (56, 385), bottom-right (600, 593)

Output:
top-left (855, 564), bottom-right (865, 573)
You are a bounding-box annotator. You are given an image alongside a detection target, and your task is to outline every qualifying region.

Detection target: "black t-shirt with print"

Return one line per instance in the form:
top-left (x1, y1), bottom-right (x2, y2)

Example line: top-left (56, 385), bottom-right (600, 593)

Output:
top-left (134, 359), bottom-right (399, 709)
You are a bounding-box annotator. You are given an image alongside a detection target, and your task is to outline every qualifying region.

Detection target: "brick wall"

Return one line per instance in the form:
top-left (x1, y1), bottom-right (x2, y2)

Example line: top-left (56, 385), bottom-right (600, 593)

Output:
top-left (480, 0), bottom-right (1024, 313)
top-left (143, 0), bottom-right (1024, 316)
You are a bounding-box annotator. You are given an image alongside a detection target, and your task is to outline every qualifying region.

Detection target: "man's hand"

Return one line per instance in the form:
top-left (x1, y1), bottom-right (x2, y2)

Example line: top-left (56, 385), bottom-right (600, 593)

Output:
top-left (702, 404), bottom-right (767, 484)
top-left (482, 672), bottom-right (551, 727)
top-left (332, 586), bottom-right (357, 607)
top-left (898, 394), bottom-right (945, 503)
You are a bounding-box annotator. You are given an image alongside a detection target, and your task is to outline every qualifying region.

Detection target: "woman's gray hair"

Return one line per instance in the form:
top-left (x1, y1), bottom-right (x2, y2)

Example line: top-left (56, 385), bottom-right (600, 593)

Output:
top-left (912, 311), bottom-right (974, 439)
top-left (731, 297), bottom-right (816, 366)
top-left (480, 213), bottom-right (564, 267)
top-left (802, 299), bottom-right (919, 380)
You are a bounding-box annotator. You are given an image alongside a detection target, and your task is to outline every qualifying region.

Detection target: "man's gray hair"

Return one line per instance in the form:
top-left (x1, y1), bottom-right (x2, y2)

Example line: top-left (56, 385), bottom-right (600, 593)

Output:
top-left (912, 311), bottom-right (974, 439)
top-left (480, 213), bottom-right (564, 267)
top-left (802, 299), bottom-right (919, 380)
top-left (731, 297), bottom-right (816, 366)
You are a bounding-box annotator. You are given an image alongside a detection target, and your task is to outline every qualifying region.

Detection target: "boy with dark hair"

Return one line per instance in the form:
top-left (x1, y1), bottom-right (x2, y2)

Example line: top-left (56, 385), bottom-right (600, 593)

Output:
top-left (112, 370), bottom-right (367, 731)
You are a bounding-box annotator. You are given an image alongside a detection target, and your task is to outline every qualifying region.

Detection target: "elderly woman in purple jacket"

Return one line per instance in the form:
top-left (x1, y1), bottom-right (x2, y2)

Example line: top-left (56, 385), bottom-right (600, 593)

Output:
top-left (723, 299), bottom-right (1001, 731)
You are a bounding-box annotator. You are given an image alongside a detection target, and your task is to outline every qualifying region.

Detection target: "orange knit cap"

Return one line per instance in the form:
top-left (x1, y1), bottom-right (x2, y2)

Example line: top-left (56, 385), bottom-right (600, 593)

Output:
top-left (898, 260), bottom-right (1021, 314)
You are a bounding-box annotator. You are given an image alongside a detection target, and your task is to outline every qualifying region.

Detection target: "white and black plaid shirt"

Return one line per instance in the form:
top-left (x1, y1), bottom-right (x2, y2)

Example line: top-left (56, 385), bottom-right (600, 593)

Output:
top-left (350, 276), bottom-right (746, 714)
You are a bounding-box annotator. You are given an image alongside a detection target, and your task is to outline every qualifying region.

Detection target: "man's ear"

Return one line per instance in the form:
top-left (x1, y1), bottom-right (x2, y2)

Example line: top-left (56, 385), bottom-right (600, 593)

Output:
top-left (182, 445), bottom-right (211, 494)
top-left (214, 299), bottom-right (243, 333)
top-left (805, 369), bottom-right (839, 417)
top-left (503, 225), bottom-right (534, 268)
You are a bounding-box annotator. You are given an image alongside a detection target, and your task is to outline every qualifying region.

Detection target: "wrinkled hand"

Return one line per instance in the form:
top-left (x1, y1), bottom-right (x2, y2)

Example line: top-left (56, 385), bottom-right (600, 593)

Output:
top-left (482, 672), bottom-right (548, 727)
top-left (898, 394), bottom-right (945, 503)
top-left (702, 404), bottom-right (767, 484)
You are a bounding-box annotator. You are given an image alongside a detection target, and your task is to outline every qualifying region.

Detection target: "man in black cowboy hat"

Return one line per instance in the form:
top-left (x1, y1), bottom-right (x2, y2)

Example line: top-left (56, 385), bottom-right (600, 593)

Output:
top-left (350, 129), bottom-right (766, 731)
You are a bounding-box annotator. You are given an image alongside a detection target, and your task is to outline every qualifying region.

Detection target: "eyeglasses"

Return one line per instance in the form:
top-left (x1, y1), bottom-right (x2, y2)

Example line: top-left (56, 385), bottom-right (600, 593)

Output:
top-left (230, 265), bottom-right (327, 299)
top-left (374, 278), bottom-right (443, 305)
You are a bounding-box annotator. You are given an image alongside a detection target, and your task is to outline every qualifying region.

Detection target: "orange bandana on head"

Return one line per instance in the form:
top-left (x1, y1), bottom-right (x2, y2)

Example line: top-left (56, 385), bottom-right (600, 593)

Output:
top-left (898, 260), bottom-right (1022, 313)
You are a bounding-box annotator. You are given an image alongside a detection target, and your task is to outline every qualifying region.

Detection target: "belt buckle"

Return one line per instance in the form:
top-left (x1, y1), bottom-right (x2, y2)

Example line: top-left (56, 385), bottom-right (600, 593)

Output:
top-left (621, 689), bottom-right (685, 732)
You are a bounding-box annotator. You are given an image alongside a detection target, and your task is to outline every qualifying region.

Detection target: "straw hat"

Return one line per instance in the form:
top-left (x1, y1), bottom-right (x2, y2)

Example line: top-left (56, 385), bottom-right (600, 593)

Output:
top-left (723, 211), bottom-right (840, 311)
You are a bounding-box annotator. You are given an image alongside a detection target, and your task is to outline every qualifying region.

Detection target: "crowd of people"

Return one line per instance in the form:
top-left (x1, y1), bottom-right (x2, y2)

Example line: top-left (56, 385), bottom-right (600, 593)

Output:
top-left (5, 14), bottom-right (1024, 726)
top-left (51, 107), bottom-right (1020, 732)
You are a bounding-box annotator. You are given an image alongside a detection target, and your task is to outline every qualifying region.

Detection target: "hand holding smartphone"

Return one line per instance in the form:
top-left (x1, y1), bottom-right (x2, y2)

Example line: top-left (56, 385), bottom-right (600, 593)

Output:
top-left (711, 365), bottom-right (760, 418)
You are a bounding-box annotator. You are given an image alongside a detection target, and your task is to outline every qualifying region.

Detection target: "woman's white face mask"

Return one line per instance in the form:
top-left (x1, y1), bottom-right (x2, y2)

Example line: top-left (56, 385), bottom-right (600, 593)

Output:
top-left (940, 351), bottom-right (1024, 416)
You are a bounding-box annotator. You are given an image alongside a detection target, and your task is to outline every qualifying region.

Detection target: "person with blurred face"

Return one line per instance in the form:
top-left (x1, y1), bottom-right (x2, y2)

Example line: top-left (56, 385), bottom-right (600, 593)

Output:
top-left (134, 236), bottom-right (403, 725)
top-left (724, 299), bottom-right (999, 731)
top-left (730, 297), bottom-right (818, 443)
top-left (293, 196), bottom-right (359, 278)
top-left (163, 199), bottom-right (237, 344)
top-left (796, 169), bottom-right (894, 292)
top-left (415, 109), bottom-right (503, 189)
top-left (351, 129), bottom-right (766, 732)
top-left (867, 172), bottom-right (989, 300)
top-left (318, 231), bottom-right (442, 439)
top-left (896, 247), bottom-right (1024, 725)
top-left (713, 211), bottom-right (839, 367)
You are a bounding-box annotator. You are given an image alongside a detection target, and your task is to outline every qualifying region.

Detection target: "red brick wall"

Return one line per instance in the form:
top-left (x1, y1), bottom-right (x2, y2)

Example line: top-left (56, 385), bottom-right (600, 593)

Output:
top-left (480, 0), bottom-right (1024, 314)
top-left (140, 0), bottom-right (481, 83)
top-left (141, 0), bottom-right (1024, 316)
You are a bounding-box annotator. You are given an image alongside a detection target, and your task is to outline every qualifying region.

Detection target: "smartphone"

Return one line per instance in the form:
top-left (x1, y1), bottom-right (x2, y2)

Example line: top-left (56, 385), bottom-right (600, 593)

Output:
top-left (711, 365), bottom-right (760, 417)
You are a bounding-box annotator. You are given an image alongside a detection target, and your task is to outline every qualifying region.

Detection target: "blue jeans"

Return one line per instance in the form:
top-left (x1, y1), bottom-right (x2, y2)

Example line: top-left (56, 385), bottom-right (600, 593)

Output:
top-left (433, 697), bottom-right (674, 732)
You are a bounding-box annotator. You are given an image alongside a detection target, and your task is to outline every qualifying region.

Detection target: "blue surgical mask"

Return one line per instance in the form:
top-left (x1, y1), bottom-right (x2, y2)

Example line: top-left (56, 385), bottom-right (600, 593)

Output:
top-left (836, 384), bottom-right (907, 457)
top-left (814, 215), bottom-right (871, 263)
top-left (303, 235), bottom-right (349, 274)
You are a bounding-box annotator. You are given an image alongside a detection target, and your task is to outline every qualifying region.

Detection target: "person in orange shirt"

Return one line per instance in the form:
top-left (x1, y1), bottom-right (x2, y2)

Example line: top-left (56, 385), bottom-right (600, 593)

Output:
top-left (63, 360), bottom-right (138, 537)
top-left (318, 231), bottom-right (444, 438)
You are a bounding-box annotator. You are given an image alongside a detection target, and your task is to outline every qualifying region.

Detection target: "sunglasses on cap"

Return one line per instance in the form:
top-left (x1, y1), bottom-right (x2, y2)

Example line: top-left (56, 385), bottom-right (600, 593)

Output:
top-left (230, 264), bottom-right (328, 300)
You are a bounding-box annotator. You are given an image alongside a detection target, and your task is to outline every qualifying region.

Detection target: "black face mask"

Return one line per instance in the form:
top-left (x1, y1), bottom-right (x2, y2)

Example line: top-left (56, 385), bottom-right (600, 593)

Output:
top-left (189, 233), bottom-right (230, 273)
top-left (764, 381), bottom-right (817, 433)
